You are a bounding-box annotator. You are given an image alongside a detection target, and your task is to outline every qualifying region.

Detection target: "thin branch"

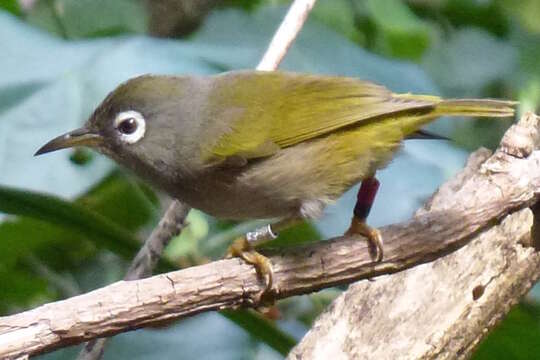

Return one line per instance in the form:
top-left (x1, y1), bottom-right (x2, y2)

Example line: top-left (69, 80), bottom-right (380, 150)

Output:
top-left (257, 0), bottom-right (317, 71)
top-left (1, 112), bottom-right (538, 359)
top-left (77, 200), bottom-right (190, 359)
top-left (123, 200), bottom-right (190, 281)
top-left (77, 0), bottom-right (318, 358)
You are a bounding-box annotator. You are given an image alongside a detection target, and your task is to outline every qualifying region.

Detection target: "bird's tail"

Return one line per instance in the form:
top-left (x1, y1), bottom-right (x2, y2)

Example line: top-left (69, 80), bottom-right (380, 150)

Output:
top-left (432, 98), bottom-right (517, 118)
top-left (395, 93), bottom-right (517, 118)
top-left (390, 94), bottom-right (517, 138)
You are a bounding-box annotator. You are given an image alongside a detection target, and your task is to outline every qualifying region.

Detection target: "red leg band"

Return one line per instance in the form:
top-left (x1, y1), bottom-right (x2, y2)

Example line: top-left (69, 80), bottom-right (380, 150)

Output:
top-left (353, 177), bottom-right (380, 220)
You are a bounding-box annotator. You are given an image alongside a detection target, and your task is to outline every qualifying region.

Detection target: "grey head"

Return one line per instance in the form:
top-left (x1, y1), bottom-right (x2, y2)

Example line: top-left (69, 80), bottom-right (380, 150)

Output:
top-left (35, 74), bottom-right (209, 187)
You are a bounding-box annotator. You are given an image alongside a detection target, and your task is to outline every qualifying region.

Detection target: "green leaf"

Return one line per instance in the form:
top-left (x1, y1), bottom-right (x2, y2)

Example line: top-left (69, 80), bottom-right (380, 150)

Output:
top-left (311, 0), bottom-right (362, 43)
top-left (26, 0), bottom-right (148, 39)
top-left (0, 186), bottom-right (141, 258)
top-left (432, 0), bottom-right (510, 37)
top-left (500, 0), bottom-right (540, 34)
top-left (472, 303), bottom-right (540, 360)
top-left (78, 171), bottom-right (159, 230)
top-left (0, 267), bottom-right (50, 311)
top-left (0, 217), bottom-right (95, 269)
top-left (0, 172), bottom-right (157, 279)
top-left (221, 0), bottom-right (265, 11)
top-left (264, 222), bottom-right (322, 248)
top-left (0, 0), bottom-right (21, 16)
top-left (365, 0), bottom-right (432, 60)
top-left (165, 209), bottom-right (209, 260)
top-left (69, 148), bottom-right (94, 166)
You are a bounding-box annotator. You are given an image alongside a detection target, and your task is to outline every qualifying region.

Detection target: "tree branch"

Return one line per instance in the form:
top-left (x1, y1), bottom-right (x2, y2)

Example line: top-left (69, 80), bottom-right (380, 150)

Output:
top-left (123, 200), bottom-right (190, 281)
top-left (1, 112), bottom-right (538, 358)
top-left (256, 0), bottom-right (316, 71)
top-left (289, 112), bottom-right (540, 360)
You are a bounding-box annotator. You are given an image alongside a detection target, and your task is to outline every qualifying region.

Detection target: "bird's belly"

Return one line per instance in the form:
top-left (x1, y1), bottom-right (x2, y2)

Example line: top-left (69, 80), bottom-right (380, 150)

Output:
top-left (169, 128), bottom-right (402, 221)
top-left (169, 174), bottom-right (300, 220)
top-left (235, 130), bottom-right (401, 213)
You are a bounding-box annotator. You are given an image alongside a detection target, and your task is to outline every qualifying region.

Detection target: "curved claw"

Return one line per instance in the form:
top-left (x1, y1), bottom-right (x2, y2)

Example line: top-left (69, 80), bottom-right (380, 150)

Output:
top-left (345, 217), bottom-right (384, 262)
top-left (226, 237), bottom-right (274, 294)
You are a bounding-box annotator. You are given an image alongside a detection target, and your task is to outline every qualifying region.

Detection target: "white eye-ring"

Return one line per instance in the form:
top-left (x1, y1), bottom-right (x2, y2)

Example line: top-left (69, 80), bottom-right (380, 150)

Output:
top-left (114, 110), bottom-right (146, 144)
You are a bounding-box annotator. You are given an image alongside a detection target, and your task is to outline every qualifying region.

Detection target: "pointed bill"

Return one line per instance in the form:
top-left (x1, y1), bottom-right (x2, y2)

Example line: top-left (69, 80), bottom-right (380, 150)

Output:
top-left (34, 127), bottom-right (103, 156)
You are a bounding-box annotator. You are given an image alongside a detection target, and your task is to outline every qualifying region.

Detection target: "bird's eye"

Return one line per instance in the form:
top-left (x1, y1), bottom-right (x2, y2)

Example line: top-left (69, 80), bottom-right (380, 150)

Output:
top-left (113, 110), bottom-right (146, 144)
top-left (118, 118), bottom-right (137, 134)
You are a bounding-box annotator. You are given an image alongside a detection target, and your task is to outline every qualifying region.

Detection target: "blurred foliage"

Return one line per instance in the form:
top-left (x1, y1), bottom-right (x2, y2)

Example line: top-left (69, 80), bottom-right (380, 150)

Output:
top-left (0, 0), bottom-right (20, 15)
top-left (0, 0), bottom-right (539, 359)
top-left (0, 172), bottom-right (153, 313)
top-left (473, 303), bottom-right (540, 360)
top-left (363, 0), bottom-right (433, 60)
top-left (26, 0), bottom-right (147, 38)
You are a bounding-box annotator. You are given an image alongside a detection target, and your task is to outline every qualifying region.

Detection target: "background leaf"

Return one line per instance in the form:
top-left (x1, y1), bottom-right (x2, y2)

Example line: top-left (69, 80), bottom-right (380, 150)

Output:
top-left (423, 28), bottom-right (518, 97)
top-left (472, 303), bottom-right (540, 360)
top-left (26, 0), bottom-right (148, 38)
top-left (364, 0), bottom-right (433, 60)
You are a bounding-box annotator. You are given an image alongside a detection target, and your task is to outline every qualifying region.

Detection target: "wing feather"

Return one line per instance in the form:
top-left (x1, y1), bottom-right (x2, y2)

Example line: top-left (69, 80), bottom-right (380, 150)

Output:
top-left (206, 71), bottom-right (435, 162)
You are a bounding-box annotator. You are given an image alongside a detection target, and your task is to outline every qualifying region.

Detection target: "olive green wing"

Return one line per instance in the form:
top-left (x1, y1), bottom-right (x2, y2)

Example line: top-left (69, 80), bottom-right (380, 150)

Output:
top-left (204, 71), bottom-right (436, 162)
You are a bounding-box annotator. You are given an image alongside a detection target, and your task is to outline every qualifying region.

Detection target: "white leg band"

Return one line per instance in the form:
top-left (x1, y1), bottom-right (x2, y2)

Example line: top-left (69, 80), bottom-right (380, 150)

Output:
top-left (246, 224), bottom-right (279, 246)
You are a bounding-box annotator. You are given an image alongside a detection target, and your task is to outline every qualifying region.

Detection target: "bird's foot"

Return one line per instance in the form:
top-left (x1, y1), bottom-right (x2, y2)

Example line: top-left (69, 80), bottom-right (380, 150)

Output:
top-left (225, 227), bottom-right (276, 300)
top-left (345, 216), bottom-right (383, 262)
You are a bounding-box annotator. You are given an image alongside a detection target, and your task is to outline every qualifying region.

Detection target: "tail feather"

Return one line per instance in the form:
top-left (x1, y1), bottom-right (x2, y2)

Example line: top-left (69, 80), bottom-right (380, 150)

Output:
top-left (434, 99), bottom-right (517, 118)
top-left (395, 93), bottom-right (517, 118)
top-left (392, 94), bottom-right (516, 139)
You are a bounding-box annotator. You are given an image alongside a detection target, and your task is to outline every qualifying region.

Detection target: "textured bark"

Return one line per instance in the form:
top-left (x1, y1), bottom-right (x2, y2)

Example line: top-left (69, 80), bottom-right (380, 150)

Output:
top-left (289, 112), bottom-right (540, 360)
top-left (0, 113), bottom-right (538, 359)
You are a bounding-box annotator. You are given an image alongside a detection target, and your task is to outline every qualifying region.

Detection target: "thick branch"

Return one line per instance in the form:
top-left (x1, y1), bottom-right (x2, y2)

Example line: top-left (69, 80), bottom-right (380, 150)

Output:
top-left (289, 208), bottom-right (539, 360)
top-left (1, 114), bottom-right (538, 358)
top-left (289, 113), bottom-right (540, 360)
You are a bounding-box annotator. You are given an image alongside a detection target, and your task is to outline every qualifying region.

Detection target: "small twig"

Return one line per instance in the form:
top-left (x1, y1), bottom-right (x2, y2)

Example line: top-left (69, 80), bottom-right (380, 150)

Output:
top-left (77, 200), bottom-right (189, 359)
top-left (257, 0), bottom-right (317, 71)
top-left (24, 255), bottom-right (80, 298)
top-left (124, 200), bottom-right (190, 281)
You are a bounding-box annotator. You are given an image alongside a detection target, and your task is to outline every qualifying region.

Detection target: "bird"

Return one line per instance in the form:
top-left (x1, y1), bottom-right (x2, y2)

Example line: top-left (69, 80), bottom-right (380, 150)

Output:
top-left (36, 70), bottom-right (516, 293)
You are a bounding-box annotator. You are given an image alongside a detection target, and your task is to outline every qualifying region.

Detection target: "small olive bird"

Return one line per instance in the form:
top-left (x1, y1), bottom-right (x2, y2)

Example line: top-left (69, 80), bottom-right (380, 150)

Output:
top-left (36, 70), bottom-right (515, 291)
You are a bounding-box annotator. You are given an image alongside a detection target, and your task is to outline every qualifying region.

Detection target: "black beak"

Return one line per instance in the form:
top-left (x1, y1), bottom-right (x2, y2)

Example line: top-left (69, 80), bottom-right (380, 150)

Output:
top-left (35, 127), bottom-right (103, 156)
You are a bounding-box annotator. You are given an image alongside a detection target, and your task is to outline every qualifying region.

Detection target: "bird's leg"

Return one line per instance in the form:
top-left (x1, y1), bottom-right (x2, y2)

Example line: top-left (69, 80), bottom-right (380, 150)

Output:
top-left (345, 176), bottom-right (384, 262)
top-left (226, 218), bottom-right (298, 295)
